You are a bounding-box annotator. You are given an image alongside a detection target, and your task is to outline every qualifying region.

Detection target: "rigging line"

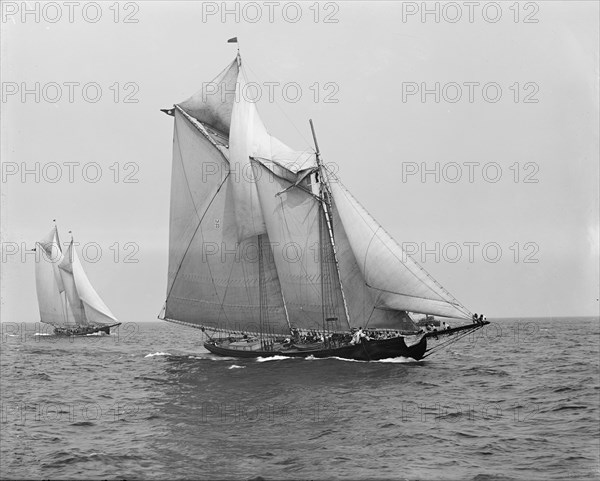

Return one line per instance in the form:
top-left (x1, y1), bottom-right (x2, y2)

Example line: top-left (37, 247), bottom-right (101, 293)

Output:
top-left (426, 329), bottom-right (473, 353)
top-left (242, 62), bottom-right (313, 150)
top-left (208, 57), bottom-right (237, 89)
top-left (422, 326), bottom-right (481, 358)
top-left (364, 306), bottom-right (377, 330)
top-left (327, 170), bottom-right (471, 316)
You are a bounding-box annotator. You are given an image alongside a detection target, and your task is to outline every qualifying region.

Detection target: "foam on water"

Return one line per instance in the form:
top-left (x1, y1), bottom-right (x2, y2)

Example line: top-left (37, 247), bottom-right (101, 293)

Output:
top-left (305, 355), bottom-right (420, 363)
top-left (144, 352), bottom-right (172, 358)
top-left (375, 356), bottom-right (422, 363)
top-left (256, 355), bottom-right (293, 362)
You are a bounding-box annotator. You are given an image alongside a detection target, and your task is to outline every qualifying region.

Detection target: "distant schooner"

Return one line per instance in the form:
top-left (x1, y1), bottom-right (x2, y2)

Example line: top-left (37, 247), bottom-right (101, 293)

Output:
top-left (35, 224), bottom-right (121, 336)
top-left (160, 44), bottom-right (488, 361)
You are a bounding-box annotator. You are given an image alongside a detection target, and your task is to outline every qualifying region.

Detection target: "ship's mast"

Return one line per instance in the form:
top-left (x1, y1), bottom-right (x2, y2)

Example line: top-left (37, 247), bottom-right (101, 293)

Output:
top-left (258, 234), bottom-right (273, 349)
top-left (309, 120), bottom-right (352, 332)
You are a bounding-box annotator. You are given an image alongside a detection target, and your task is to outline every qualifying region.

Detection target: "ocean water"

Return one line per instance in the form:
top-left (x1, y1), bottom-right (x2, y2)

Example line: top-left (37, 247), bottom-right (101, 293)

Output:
top-left (1, 317), bottom-right (598, 481)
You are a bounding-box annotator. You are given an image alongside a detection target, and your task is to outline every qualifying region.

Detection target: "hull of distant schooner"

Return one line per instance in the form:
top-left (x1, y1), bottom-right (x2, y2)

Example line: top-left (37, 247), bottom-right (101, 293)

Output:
top-left (50, 323), bottom-right (121, 337)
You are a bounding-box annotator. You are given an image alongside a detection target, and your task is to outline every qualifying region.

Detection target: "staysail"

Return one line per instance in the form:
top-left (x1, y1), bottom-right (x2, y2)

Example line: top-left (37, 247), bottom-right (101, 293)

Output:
top-left (327, 174), bottom-right (472, 321)
top-left (162, 53), bottom-right (473, 337)
top-left (67, 241), bottom-right (119, 325)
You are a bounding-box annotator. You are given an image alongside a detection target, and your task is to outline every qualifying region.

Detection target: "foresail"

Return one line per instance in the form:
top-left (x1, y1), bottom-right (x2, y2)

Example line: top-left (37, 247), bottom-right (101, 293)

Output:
top-left (328, 177), bottom-right (472, 320)
top-left (58, 242), bottom-right (89, 326)
top-left (251, 159), bottom-right (348, 332)
top-left (165, 109), bottom-right (288, 334)
top-left (35, 228), bottom-right (68, 326)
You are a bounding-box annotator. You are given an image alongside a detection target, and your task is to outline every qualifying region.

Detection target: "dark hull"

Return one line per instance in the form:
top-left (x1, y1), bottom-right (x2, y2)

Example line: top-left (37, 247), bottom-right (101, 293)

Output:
top-left (52, 323), bottom-right (121, 336)
top-left (204, 335), bottom-right (428, 361)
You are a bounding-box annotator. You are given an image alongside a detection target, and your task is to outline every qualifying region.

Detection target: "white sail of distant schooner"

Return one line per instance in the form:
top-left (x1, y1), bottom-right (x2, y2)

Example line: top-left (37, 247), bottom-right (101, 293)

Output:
top-left (35, 225), bottom-right (121, 336)
top-left (160, 46), bottom-right (487, 360)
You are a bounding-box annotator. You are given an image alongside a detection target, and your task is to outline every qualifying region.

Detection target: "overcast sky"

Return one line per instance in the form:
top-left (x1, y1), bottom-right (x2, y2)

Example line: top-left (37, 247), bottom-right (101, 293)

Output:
top-left (1, 1), bottom-right (598, 323)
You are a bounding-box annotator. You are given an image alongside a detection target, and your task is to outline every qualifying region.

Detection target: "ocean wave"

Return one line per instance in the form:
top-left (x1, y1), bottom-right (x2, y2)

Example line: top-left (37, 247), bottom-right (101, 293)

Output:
top-left (375, 356), bottom-right (421, 363)
top-left (144, 352), bottom-right (172, 358)
top-left (228, 365), bottom-right (245, 369)
top-left (256, 355), bottom-right (293, 362)
top-left (304, 355), bottom-right (420, 363)
top-left (185, 354), bottom-right (239, 361)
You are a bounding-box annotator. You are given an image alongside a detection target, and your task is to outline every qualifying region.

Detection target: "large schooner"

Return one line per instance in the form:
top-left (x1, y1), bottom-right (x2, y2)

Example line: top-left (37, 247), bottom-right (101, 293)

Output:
top-left (35, 224), bottom-right (121, 336)
top-left (160, 44), bottom-right (488, 361)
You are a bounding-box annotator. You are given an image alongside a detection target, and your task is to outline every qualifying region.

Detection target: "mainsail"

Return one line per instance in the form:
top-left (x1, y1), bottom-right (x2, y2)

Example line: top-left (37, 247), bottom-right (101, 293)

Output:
top-left (35, 226), bottom-right (119, 329)
top-left (162, 53), bottom-right (473, 337)
top-left (35, 226), bottom-right (74, 327)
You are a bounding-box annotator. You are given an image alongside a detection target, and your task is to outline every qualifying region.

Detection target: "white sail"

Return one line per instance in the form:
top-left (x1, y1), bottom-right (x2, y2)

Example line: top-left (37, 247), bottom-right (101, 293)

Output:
top-left (35, 227), bottom-right (71, 326)
top-left (179, 58), bottom-right (239, 136)
top-left (179, 57), bottom-right (316, 243)
top-left (228, 66), bottom-right (269, 241)
top-left (70, 243), bottom-right (119, 325)
top-left (328, 177), bottom-right (471, 320)
top-left (58, 242), bottom-right (89, 326)
top-left (252, 159), bottom-right (347, 331)
top-left (165, 108), bottom-right (288, 334)
top-left (165, 57), bottom-right (318, 334)
top-left (57, 239), bottom-right (118, 327)
top-left (327, 197), bottom-right (418, 330)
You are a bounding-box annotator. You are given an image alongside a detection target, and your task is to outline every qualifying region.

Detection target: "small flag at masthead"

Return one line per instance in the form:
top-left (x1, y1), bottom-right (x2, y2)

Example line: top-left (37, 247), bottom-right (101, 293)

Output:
top-left (227, 37), bottom-right (237, 43)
